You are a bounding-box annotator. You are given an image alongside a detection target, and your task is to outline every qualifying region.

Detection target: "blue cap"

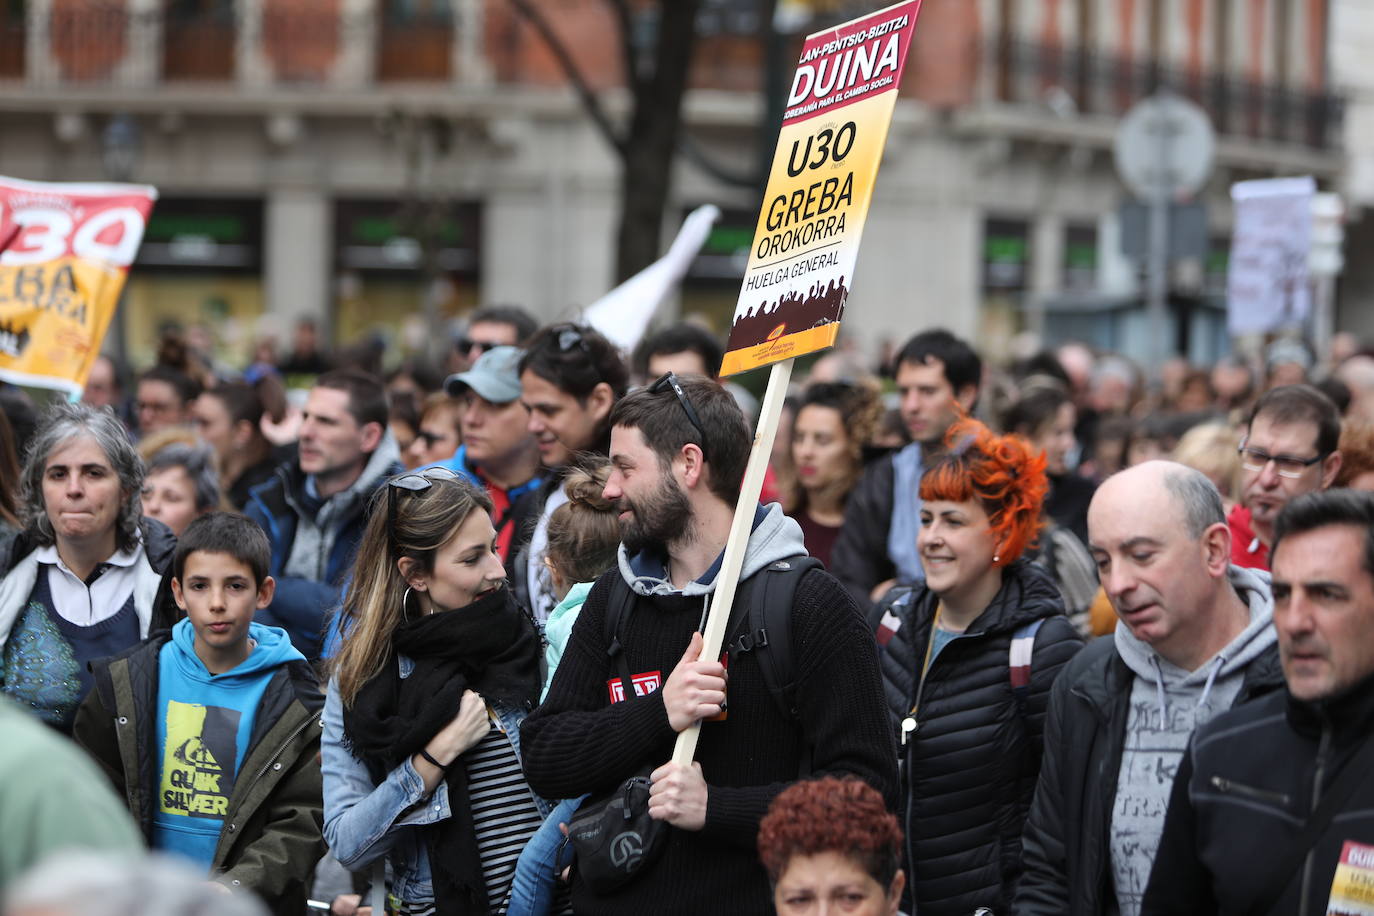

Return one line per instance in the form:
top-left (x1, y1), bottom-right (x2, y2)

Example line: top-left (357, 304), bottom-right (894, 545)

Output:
top-left (444, 346), bottom-right (524, 404)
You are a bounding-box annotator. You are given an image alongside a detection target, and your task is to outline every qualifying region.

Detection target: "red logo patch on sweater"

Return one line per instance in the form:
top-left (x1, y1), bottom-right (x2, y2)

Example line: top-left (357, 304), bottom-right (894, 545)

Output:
top-left (607, 671), bottom-right (662, 703)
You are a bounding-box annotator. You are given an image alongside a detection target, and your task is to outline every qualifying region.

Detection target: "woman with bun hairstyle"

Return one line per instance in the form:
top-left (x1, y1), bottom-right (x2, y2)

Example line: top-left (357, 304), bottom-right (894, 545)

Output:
top-left (869, 418), bottom-right (1083, 915)
top-left (321, 469), bottom-right (552, 916)
top-left (507, 460), bottom-right (620, 916)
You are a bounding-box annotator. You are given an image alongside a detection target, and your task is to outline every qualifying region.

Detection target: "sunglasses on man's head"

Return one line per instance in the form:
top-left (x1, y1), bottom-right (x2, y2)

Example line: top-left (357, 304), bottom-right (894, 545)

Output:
top-left (552, 324), bottom-right (592, 356)
top-left (649, 371), bottom-right (709, 461)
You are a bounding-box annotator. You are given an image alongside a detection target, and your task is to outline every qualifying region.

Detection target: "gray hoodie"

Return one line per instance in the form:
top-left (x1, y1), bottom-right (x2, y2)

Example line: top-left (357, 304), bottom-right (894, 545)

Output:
top-left (284, 432), bottom-right (402, 583)
top-left (616, 503), bottom-right (807, 600)
top-left (1108, 564), bottom-right (1278, 916)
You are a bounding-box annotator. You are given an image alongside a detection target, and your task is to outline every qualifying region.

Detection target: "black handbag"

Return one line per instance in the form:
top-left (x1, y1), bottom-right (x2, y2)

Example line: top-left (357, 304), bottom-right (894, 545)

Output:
top-left (565, 762), bottom-right (667, 893)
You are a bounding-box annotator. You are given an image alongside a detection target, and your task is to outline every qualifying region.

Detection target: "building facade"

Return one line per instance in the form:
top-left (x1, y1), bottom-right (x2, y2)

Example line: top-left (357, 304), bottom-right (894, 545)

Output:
top-left (0, 0), bottom-right (1348, 370)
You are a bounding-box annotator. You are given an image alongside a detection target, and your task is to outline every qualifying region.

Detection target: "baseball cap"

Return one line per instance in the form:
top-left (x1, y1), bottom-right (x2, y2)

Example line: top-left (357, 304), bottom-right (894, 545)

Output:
top-left (444, 345), bottom-right (523, 403)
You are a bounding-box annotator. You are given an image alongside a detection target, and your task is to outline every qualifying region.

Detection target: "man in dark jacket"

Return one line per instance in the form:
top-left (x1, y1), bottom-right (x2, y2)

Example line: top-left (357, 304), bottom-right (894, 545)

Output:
top-left (829, 329), bottom-right (980, 608)
top-left (520, 375), bottom-right (896, 916)
top-left (1014, 461), bottom-right (1286, 916)
top-left (245, 369), bottom-right (401, 659)
top-left (1140, 489), bottom-right (1374, 915)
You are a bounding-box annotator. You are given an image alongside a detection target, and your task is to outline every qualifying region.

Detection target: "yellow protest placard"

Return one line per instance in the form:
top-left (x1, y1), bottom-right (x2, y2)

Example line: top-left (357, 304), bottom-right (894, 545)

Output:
top-left (721, 0), bottom-right (922, 376)
top-left (0, 176), bottom-right (158, 396)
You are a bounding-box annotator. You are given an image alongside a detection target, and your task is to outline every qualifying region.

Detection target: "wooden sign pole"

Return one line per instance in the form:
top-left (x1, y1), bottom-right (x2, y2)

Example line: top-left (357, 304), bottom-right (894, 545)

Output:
top-left (672, 356), bottom-right (794, 766)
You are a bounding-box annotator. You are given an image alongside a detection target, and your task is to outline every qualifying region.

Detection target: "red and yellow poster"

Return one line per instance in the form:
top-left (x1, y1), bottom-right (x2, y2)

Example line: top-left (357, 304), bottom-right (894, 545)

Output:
top-left (721, 0), bottom-right (921, 376)
top-left (0, 176), bottom-right (158, 396)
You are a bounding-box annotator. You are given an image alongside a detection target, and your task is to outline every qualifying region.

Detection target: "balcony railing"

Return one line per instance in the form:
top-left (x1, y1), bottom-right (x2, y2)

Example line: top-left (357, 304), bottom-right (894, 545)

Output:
top-left (1, 0), bottom-right (23, 76)
top-left (4, 0), bottom-right (470, 85)
top-left (990, 37), bottom-right (1344, 151)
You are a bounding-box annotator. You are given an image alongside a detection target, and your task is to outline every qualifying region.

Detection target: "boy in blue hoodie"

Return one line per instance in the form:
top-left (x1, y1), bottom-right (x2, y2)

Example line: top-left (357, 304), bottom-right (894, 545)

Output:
top-left (74, 513), bottom-right (325, 915)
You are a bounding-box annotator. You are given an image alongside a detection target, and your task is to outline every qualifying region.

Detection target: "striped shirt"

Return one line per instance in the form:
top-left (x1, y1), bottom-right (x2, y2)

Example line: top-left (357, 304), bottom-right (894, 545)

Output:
top-left (468, 715), bottom-right (546, 913)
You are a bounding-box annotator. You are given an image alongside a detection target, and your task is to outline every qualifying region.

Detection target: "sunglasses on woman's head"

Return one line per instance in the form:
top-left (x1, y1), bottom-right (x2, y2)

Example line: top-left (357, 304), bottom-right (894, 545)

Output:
top-left (387, 467), bottom-right (462, 549)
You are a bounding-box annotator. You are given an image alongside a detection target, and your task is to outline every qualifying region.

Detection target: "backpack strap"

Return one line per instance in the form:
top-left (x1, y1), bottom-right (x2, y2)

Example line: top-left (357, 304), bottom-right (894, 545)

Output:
top-left (602, 577), bottom-right (640, 702)
top-left (728, 556), bottom-right (823, 722)
top-left (1009, 617), bottom-right (1045, 719)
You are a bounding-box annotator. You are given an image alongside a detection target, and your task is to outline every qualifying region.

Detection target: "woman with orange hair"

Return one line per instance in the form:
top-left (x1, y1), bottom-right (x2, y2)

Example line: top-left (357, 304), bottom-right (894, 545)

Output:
top-left (869, 418), bottom-right (1083, 915)
top-left (757, 776), bottom-right (905, 916)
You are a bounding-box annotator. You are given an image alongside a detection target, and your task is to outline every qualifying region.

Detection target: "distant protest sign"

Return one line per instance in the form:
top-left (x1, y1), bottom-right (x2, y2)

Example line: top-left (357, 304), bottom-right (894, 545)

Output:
top-left (0, 176), bottom-right (157, 397)
top-left (1227, 176), bottom-right (1314, 336)
top-left (720, 0), bottom-right (921, 377)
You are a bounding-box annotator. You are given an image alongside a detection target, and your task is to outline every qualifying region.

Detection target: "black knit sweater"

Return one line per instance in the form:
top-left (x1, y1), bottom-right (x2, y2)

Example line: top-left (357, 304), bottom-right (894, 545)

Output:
top-left (520, 565), bottom-right (898, 916)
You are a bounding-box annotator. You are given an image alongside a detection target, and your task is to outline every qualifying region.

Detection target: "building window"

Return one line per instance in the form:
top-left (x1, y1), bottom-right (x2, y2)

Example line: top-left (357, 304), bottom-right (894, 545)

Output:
top-left (377, 0), bottom-right (452, 81)
top-left (162, 0), bottom-right (234, 80)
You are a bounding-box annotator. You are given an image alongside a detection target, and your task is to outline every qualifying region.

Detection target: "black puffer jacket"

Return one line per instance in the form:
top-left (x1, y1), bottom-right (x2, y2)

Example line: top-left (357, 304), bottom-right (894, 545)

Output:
top-left (869, 560), bottom-right (1083, 916)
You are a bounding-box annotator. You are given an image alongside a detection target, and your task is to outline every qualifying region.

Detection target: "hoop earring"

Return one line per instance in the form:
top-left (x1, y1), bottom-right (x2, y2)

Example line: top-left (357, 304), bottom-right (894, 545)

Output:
top-left (402, 587), bottom-right (416, 618)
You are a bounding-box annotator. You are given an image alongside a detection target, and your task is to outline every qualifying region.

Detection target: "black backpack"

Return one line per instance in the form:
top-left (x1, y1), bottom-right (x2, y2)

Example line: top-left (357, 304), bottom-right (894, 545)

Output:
top-left (601, 556), bottom-right (823, 722)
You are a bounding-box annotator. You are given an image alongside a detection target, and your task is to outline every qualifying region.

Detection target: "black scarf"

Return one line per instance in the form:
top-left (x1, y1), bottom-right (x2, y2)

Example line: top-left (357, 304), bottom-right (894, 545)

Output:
top-left (343, 587), bottom-right (542, 915)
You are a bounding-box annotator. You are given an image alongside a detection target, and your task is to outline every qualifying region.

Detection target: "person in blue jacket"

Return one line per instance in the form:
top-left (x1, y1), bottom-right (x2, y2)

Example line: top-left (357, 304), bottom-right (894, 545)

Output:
top-left (73, 512), bottom-right (325, 914)
top-left (244, 369), bottom-right (402, 660)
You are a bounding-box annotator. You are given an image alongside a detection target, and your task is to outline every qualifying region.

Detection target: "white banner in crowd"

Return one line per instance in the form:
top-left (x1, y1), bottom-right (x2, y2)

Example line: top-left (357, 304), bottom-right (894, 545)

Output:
top-left (1227, 175), bottom-right (1315, 336)
top-left (580, 204), bottom-right (721, 353)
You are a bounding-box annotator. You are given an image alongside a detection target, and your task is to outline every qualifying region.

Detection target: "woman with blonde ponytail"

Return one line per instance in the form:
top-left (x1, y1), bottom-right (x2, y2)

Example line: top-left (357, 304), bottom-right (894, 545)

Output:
top-left (321, 469), bottom-right (557, 916)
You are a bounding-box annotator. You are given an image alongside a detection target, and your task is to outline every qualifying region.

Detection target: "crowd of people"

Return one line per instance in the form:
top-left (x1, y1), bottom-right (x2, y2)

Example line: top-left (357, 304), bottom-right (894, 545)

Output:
top-left (2, 304), bottom-right (1374, 916)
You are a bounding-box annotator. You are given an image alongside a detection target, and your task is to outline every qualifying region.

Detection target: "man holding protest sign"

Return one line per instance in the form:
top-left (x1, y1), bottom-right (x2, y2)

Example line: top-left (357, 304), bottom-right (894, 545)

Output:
top-left (520, 373), bottom-right (895, 914)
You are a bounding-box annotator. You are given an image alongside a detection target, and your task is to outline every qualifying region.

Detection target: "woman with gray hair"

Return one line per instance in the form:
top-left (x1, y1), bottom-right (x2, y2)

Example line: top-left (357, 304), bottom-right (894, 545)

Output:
top-left (143, 442), bottom-right (226, 537)
top-left (0, 401), bottom-right (180, 732)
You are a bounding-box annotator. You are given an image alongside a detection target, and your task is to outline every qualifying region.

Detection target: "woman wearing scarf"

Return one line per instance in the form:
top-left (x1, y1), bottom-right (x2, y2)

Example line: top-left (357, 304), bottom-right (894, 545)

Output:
top-left (322, 469), bottom-right (556, 915)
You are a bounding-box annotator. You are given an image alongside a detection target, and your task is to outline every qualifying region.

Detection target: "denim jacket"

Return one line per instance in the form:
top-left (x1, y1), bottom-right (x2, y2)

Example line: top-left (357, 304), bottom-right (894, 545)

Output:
top-left (321, 658), bottom-right (551, 906)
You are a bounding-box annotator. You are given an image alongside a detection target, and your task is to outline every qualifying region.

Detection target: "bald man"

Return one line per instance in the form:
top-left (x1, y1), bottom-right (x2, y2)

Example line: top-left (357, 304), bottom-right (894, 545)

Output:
top-left (1014, 461), bottom-right (1286, 916)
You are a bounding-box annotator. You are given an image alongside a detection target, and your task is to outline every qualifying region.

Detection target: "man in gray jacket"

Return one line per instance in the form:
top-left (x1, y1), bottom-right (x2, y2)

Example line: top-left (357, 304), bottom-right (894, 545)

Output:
top-left (1014, 461), bottom-right (1285, 916)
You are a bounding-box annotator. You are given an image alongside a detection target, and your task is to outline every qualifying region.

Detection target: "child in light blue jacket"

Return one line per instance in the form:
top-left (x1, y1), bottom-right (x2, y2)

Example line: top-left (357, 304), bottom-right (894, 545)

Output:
top-left (507, 463), bottom-right (620, 916)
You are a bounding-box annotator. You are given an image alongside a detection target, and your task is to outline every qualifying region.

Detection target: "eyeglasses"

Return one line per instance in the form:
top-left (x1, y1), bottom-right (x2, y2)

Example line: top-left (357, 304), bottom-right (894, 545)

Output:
top-left (649, 371), bottom-right (709, 461)
top-left (456, 338), bottom-right (499, 356)
top-left (387, 466), bottom-right (461, 551)
top-left (1238, 437), bottom-right (1327, 479)
top-left (414, 430), bottom-right (447, 448)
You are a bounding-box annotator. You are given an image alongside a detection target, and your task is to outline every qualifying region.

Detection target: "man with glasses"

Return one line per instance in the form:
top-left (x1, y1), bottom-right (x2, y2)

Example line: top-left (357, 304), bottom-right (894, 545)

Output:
top-left (521, 373), bottom-right (896, 915)
top-left (448, 305), bottom-right (538, 374)
top-left (514, 322), bottom-right (629, 621)
top-left (439, 346), bottom-right (543, 566)
top-left (1229, 385), bottom-right (1343, 571)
